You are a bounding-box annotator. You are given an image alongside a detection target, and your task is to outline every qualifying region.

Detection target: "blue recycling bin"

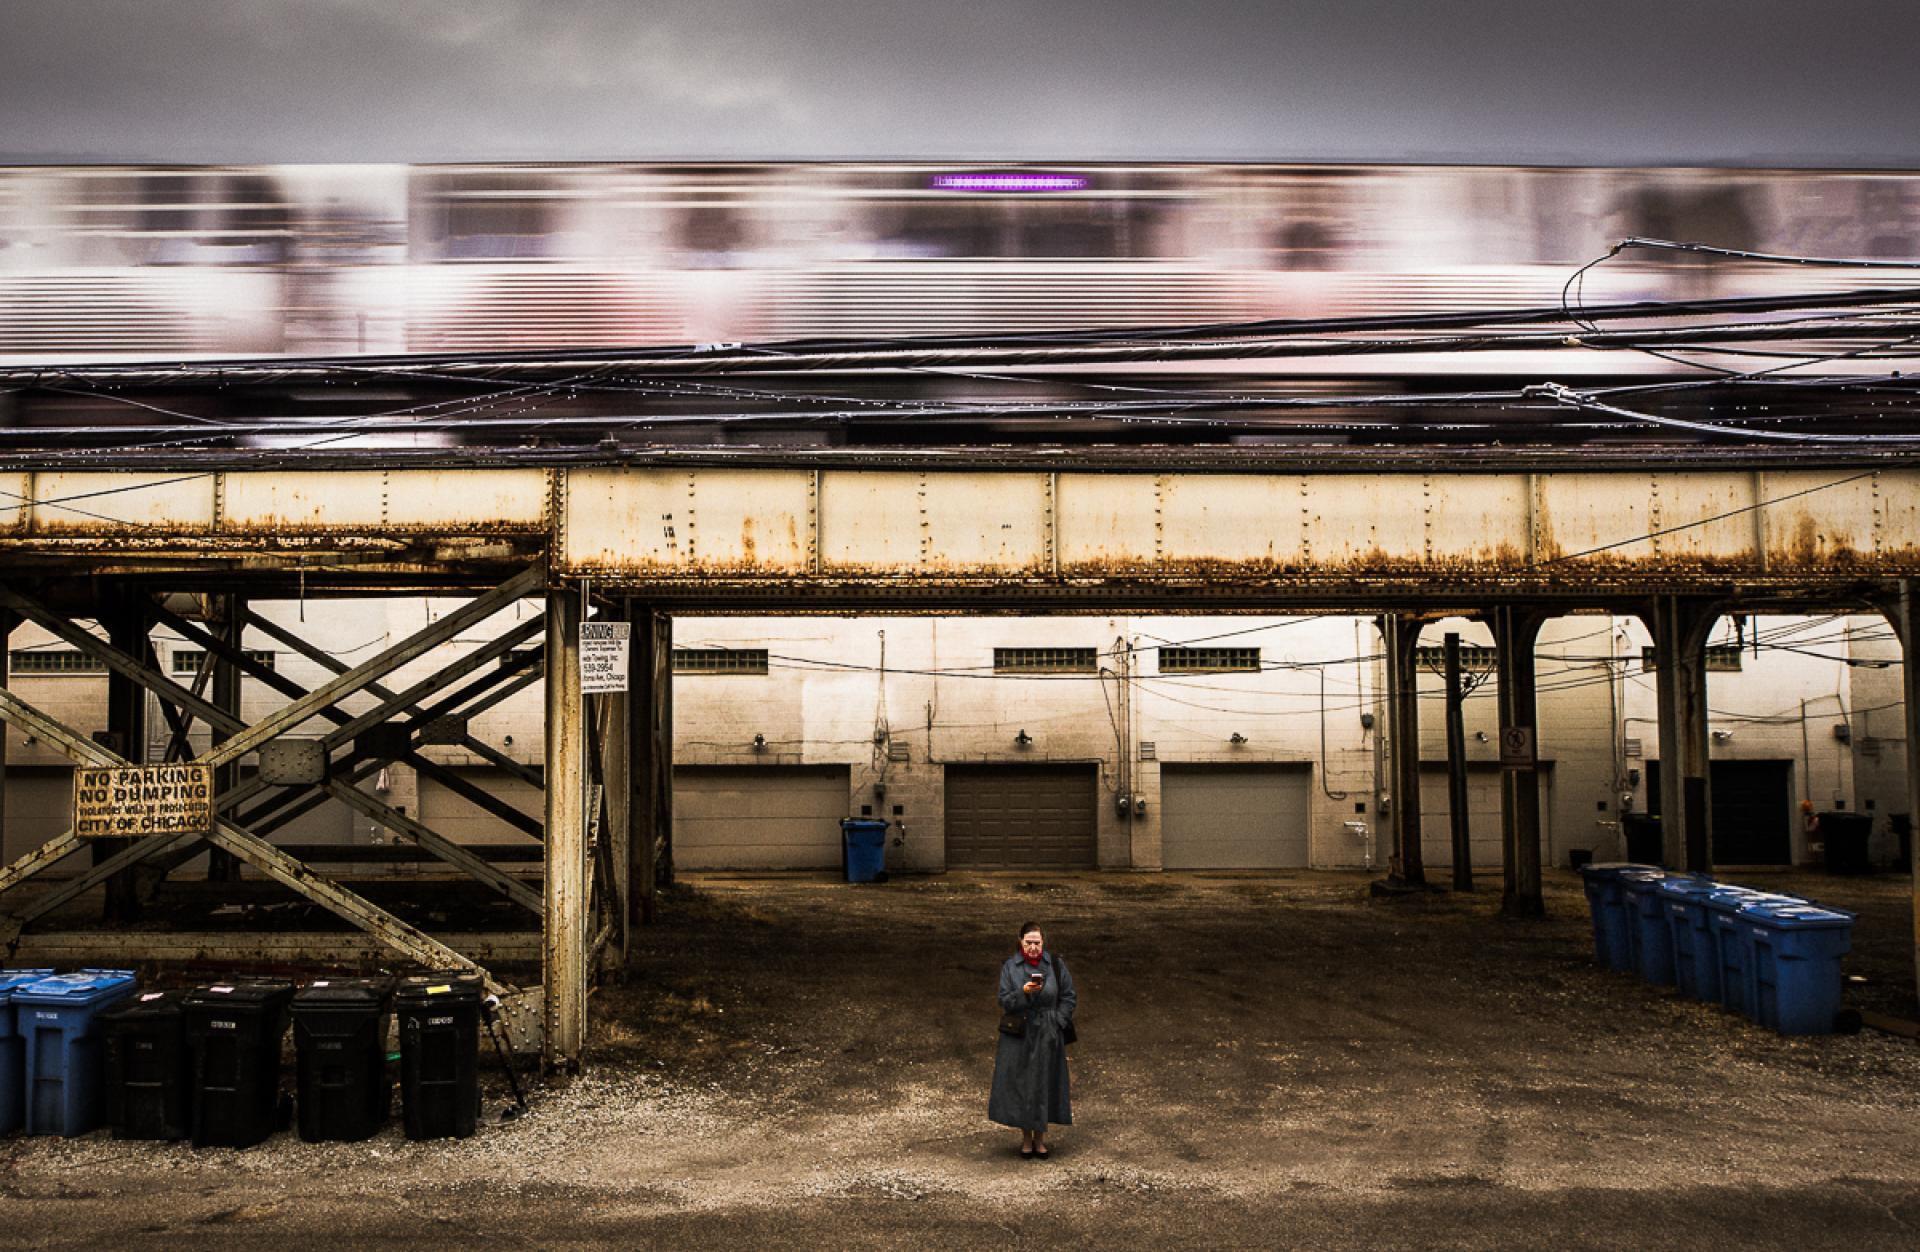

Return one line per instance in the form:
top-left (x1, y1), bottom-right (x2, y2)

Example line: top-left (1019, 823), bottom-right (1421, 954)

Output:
top-left (1, 969), bottom-right (56, 1134)
top-left (840, 818), bottom-right (889, 884)
top-left (1576, 863), bottom-right (1661, 973)
top-left (1704, 888), bottom-right (1797, 1021)
top-left (1658, 877), bottom-right (1725, 1001)
top-left (1620, 871), bottom-right (1678, 985)
top-left (1740, 900), bottom-right (1855, 1035)
top-left (14, 969), bottom-right (138, 1136)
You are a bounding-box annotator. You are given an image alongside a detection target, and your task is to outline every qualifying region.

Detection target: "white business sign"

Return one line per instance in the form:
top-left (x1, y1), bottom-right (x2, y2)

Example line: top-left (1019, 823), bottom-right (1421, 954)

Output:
top-left (579, 620), bottom-right (632, 694)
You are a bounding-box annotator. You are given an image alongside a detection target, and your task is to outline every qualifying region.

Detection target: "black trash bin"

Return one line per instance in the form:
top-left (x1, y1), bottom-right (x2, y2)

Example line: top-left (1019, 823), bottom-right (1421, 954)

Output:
top-left (1820, 812), bottom-right (1873, 874)
top-left (395, 973), bottom-right (482, 1140)
top-left (100, 990), bottom-right (191, 1141)
top-left (184, 979), bottom-right (294, 1148)
top-left (1892, 814), bottom-right (1912, 872)
top-left (291, 978), bottom-right (394, 1143)
top-left (1621, 813), bottom-right (1664, 865)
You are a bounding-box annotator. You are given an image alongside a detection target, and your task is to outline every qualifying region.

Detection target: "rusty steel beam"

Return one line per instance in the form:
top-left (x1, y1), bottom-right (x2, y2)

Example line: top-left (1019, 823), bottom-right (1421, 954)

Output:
top-left (3, 468), bottom-right (1919, 599)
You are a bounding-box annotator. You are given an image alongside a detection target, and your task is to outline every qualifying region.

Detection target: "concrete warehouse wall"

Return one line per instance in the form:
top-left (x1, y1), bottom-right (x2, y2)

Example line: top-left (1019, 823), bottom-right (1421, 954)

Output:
top-left (1, 603), bottom-right (1903, 875)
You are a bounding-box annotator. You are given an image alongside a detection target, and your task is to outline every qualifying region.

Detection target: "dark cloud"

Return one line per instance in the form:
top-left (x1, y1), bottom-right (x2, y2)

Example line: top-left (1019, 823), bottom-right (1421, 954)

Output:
top-left (4, 0), bottom-right (1919, 166)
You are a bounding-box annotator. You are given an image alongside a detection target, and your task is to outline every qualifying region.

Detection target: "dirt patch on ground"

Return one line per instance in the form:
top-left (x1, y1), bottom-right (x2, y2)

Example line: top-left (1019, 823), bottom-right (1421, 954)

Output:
top-left (6, 869), bottom-right (1920, 1248)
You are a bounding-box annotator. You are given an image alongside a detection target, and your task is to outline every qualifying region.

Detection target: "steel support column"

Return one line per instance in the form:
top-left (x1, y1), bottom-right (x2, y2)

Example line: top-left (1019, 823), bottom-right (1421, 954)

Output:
top-left (627, 602), bottom-right (671, 931)
top-left (1494, 606), bottom-right (1547, 918)
top-left (1881, 580), bottom-right (1920, 1007)
top-left (208, 594), bottom-right (242, 883)
top-left (1381, 614), bottom-right (1425, 888)
top-left (1650, 596), bottom-right (1718, 873)
top-left (603, 601), bottom-right (632, 966)
top-left (543, 585), bottom-right (588, 1070)
top-left (0, 606), bottom-right (10, 870)
top-left (1443, 632), bottom-right (1473, 892)
top-left (101, 590), bottom-right (148, 920)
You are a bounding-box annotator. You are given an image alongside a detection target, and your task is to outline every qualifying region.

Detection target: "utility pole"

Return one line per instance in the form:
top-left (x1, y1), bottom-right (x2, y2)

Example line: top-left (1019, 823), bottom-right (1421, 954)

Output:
top-left (1443, 632), bottom-right (1473, 891)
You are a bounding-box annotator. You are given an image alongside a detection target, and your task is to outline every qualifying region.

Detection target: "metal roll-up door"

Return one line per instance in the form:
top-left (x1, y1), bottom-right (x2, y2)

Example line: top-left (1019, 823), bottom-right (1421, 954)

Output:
top-left (1160, 763), bottom-right (1313, 869)
top-left (944, 764), bottom-right (1097, 870)
top-left (673, 765), bottom-right (851, 870)
top-left (4, 766), bottom-right (75, 865)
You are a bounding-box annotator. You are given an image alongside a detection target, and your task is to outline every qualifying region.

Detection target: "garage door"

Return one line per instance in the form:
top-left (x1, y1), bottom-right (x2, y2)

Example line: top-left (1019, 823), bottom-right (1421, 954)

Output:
top-left (1160, 764), bottom-right (1312, 869)
top-left (674, 765), bottom-right (850, 870)
top-left (945, 764), bottom-right (1097, 870)
top-left (419, 767), bottom-right (545, 846)
top-left (4, 766), bottom-right (74, 865)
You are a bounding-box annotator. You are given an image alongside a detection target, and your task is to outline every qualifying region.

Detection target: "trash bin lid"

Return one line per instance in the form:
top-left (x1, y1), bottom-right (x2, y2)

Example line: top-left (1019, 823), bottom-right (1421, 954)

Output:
top-left (394, 972), bottom-right (484, 1005)
top-left (1654, 876), bottom-right (1720, 899)
top-left (13, 969), bottom-right (137, 1004)
top-left (185, 979), bottom-right (295, 1010)
top-left (0, 969), bottom-right (55, 995)
top-left (293, 977), bottom-right (394, 1009)
top-left (99, 989), bottom-right (187, 1021)
top-left (1738, 900), bottom-right (1855, 927)
top-left (1577, 862), bottom-right (1663, 881)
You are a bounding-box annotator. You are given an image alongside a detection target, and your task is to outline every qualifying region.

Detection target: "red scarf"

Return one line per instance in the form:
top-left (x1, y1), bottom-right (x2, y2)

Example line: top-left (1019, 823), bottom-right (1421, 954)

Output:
top-left (1023, 950), bottom-right (1043, 967)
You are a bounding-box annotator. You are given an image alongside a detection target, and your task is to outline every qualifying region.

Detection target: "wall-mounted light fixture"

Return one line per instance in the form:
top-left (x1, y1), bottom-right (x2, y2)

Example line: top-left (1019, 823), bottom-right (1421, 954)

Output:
top-left (1474, 730), bottom-right (1489, 743)
top-left (1014, 729), bottom-right (1033, 748)
top-left (1711, 729), bottom-right (1733, 743)
top-left (1228, 732), bottom-right (1248, 745)
top-left (752, 733), bottom-right (767, 751)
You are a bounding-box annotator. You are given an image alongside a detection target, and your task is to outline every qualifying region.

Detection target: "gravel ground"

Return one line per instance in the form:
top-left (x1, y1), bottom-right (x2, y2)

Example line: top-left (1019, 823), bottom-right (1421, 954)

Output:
top-left (4, 868), bottom-right (1920, 1249)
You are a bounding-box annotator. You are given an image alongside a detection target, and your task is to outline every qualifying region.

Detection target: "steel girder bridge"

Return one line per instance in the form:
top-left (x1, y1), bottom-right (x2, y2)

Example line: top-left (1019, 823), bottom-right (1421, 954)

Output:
top-left (0, 452), bottom-right (1918, 1067)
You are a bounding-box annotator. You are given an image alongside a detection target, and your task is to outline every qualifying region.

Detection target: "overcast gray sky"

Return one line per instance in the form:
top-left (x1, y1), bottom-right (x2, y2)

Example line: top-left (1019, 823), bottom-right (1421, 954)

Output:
top-left (5, 0), bottom-right (1920, 167)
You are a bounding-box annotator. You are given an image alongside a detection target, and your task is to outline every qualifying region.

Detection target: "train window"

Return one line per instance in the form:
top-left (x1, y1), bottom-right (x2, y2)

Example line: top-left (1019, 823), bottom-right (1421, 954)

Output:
top-left (415, 171), bottom-right (570, 260)
top-left (1270, 220), bottom-right (1344, 271)
top-left (61, 172), bottom-right (288, 265)
top-left (868, 198), bottom-right (1170, 260)
top-left (673, 205), bottom-right (753, 266)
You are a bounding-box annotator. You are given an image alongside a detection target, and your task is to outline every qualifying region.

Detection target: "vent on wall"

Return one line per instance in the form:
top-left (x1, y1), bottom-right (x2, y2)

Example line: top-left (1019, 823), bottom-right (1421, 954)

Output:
top-left (1138, 741), bottom-right (1157, 760)
top-left (887, 740), bottom-right (911, 762)
top-left (1624, 737), bottom-right (1644, 759)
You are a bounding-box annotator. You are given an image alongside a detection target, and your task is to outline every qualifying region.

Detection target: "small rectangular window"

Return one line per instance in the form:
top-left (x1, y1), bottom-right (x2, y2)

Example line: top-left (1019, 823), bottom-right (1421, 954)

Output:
top-left (1158, 647), bottom-right (1261, 673)
top-left (170, 648), bottom-right (276, 675)
top-left (9, 649), bottom-right (107, 675)
top-left (993, 647), bottom-right (1097, 674)
top-left (672, 648), bottom-right (769, 675)
top-left (1415, 645), bottom-right (1497, 672)
top-left (1641, 645), bottom-right (1743, 672)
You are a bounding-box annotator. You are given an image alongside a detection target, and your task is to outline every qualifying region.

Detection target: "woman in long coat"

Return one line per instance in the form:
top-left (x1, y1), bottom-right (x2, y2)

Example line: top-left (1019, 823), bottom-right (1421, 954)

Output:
top-left (988, 921), bottom-right (1075, 1158)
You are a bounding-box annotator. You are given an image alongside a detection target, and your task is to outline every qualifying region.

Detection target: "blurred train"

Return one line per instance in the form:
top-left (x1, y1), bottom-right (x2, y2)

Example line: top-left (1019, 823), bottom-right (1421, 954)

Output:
top-left (1, 162), bottom-right (1917, 369)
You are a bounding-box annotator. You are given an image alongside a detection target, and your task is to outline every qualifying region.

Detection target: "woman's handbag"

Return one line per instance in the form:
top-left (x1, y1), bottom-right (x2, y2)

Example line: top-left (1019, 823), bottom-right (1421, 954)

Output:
top-left (1063, 1020), bottom-right (1077, 1046)
top-left (998, 1010), bottom-right (1026, 1037)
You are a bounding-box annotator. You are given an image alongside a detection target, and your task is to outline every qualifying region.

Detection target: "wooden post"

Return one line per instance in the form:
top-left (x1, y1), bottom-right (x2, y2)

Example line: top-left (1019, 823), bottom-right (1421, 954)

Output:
top-left (543, 584), bottom-right (587, 1071)
top-left (603, 601), bottom-right (631, 968)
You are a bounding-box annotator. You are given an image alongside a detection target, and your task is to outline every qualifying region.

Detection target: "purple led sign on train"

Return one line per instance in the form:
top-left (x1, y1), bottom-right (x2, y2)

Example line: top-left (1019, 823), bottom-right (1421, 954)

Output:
top-left (928, 172), bottom-right (1089, 193)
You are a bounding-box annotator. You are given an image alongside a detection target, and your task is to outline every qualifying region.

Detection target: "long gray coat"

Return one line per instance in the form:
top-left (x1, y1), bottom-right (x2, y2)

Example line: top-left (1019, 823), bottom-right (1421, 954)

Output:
top-left (988, 952), bottom-right (1075, 1131)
